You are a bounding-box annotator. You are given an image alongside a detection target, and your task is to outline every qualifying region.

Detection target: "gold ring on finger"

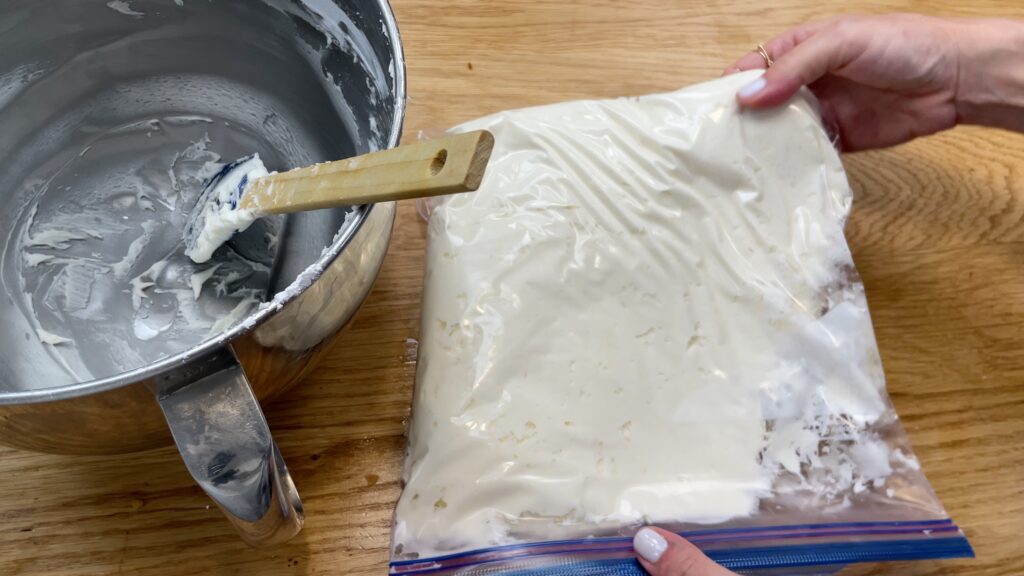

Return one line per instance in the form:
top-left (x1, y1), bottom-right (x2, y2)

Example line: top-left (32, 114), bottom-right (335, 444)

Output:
top-left (756, 43), bottom-right (773, 68)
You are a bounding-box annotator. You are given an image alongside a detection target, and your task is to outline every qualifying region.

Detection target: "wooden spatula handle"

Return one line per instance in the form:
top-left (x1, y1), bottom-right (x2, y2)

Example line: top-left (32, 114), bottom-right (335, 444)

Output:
top-left (240, 130), bottom-right (495, 214)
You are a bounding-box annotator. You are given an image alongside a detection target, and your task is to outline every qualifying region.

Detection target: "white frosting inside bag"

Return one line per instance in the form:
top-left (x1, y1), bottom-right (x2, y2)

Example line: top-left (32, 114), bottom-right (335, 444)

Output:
top-left (395, 71), bottom-right (894, 558)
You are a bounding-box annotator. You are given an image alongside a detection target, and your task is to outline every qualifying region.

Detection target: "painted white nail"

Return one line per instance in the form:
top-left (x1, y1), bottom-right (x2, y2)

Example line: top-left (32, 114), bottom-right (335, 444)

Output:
top-left (737, 76), bottom-right (767, 99)
top-left (633, 528), bottom-right (669, 563)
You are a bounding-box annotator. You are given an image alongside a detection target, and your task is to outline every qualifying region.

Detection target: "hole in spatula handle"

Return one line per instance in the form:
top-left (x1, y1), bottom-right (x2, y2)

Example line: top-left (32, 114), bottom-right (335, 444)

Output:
top-left (430, 149), bottom-right (448, 175)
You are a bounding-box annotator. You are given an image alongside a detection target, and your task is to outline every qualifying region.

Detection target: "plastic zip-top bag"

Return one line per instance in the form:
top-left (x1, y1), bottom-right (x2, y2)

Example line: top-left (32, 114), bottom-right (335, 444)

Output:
top-left (392, 71), bottom-right (973, 575)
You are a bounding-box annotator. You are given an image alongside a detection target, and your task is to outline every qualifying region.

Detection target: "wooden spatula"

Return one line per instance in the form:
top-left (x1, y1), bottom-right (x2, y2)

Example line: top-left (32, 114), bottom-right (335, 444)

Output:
top-left (244, 130), bottom-right (494, 211)
top-left (184, 130), bottom-right (495, 263)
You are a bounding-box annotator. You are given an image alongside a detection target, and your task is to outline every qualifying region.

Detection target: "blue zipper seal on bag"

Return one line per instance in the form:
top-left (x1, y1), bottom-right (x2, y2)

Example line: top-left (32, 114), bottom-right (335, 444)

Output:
top-left (490, 539), bottom-right (975, 575)
top-left (708, 537), bottom-right (974, 570)
top-left (390, 519), bottom-right (973, 575)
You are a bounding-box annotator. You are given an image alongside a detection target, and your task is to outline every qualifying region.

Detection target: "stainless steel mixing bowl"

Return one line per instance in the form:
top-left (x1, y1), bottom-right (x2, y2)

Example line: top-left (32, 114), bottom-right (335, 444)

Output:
top-left (0, 0), bottom-right (405, 546)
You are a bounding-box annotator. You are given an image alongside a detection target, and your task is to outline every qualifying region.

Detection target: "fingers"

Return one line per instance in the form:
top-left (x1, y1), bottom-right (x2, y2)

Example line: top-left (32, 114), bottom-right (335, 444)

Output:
top-left (724, 49), bottom-right (772, 76)
top-left (724, 37), bottom-right (790, 75)
top-left (633, 527), bottom-right (737, 576)
top-left (723, 19), bottom-right (832, 75)
top-left (736, 26), bottom-right (862, 108)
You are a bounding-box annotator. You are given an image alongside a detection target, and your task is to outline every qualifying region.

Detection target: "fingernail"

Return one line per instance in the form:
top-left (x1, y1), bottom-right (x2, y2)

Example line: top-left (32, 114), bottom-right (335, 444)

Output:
top-left (633, 528), bottom-right (668, 563)
top-left (737, 76), bottom-right (767, 99)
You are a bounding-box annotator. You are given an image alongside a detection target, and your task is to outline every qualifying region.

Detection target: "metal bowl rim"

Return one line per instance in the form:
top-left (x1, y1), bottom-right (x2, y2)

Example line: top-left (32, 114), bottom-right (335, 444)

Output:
top-left (0, 0), bottom-right (407, 406)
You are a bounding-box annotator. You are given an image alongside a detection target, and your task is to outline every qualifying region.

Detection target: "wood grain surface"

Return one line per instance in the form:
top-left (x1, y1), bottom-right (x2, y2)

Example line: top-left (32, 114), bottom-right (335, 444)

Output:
top-left (2, 1), bottom-right (1023, 574)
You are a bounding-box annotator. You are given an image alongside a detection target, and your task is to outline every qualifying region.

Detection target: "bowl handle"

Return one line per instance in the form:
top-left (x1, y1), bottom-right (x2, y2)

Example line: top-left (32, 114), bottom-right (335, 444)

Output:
top-left (148, 346), bottom-right (304, 546)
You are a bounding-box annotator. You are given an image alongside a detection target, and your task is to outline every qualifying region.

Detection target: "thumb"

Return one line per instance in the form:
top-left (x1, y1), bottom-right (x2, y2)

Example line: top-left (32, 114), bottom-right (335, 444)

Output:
top-left (633, 527), bottom-right (737, 576)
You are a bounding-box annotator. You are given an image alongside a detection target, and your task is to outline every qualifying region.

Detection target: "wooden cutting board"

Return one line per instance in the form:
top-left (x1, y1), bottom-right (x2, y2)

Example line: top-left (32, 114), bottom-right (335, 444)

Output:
top-left (1, 1), bottom-right (1022, 574)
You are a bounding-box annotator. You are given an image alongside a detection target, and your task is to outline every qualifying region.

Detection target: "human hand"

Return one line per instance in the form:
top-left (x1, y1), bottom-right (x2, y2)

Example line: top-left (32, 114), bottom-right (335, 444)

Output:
top-left (633, 527), bottom-right (738, 576)
top-left (725, 14), bottom-right (1024, 151)
top-left (726, 14), bottom-right (963, 151)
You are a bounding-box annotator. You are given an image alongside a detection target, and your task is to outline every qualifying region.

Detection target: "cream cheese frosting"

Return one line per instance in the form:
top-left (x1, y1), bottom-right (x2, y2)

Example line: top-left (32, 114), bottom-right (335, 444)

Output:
top-left (394, 71), bottom-right (903, 559)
